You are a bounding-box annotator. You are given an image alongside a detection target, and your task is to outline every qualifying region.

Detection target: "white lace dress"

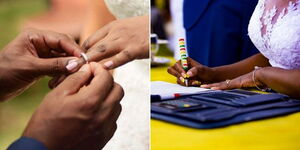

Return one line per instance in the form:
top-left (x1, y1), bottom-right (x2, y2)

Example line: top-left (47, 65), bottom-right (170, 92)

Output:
top-left (103, 0), bottom-right (150, 150)
top-left (248, 0), bottom-right (300, 69)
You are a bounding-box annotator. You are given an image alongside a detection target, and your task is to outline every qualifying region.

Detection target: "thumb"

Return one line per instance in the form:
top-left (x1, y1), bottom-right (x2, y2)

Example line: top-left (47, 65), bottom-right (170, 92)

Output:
top-left (55, 64), bottom-right (92, 96)
top-left (34, 57), bottom-right (78, 76)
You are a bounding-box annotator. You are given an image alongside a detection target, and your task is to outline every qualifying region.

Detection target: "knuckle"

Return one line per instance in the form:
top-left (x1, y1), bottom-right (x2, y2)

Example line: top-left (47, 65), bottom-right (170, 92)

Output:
top-left (121, 50), bottom-right (134, 61)
top-left (82, 40), bottom-right (90, 50)
top-left (95, 44), bottom-right (107, 53)
top-left (114, 83), bottom-right (124, 101)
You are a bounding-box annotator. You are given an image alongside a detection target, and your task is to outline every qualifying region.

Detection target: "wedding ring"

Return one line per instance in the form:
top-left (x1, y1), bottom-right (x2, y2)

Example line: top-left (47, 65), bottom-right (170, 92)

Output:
top-left (225, 79), bottom-right (231, 87)
top-left (81, 53), bottom-right (89, 64)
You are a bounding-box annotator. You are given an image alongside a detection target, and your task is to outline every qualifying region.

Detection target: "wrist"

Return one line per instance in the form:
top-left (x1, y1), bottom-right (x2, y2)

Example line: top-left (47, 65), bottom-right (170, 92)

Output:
top-left (254, 66), bottom-right (270, 88)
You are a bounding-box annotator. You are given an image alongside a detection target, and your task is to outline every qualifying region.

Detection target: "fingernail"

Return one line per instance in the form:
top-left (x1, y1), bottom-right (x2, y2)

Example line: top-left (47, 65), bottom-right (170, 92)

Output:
top-left (211, 87), bottom-right (218, 90)
top-left (180, 77), bottom-right (185, 83)
top-left (79, 64), bottom-right (89, 72)
top-left (66, 60), bottom-right (78, 71)
top-left (201, 84), bottom-right (208, 88)
top-left (192, 81), bottom-right (201, 85)
top-left (187, 71), bottom-right (192, 77)
top-left (104, 61), bottom-right (113, 69)
top-left (181, 73), bottom-right (186, 77)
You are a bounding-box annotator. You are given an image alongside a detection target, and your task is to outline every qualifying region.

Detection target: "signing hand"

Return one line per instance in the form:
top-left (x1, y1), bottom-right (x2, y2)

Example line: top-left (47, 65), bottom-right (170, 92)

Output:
top-left (23, 62), bottom-right (124, 150)
top-left (0, 28), bottom-right (84, 101)
top-left (167, 57), bottom-right (217, 86)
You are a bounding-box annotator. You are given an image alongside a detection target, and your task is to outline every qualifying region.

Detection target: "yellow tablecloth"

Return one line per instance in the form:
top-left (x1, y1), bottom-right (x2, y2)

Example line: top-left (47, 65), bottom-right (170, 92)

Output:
top-left (151, 57), bottom-right (300, 150)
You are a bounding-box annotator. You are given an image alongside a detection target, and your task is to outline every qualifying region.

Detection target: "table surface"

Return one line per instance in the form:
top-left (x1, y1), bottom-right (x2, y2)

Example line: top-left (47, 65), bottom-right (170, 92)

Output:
top-left (151, 57), bottom-right (300, 150)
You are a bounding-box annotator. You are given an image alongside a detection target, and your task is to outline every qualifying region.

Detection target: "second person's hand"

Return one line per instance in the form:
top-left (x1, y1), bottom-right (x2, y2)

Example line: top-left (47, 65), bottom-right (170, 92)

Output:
top-left (23, 62), bottom-right (124, 150)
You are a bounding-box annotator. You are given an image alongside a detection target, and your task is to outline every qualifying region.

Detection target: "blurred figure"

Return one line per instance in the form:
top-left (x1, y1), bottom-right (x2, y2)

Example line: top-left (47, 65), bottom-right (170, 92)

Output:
top-left (22, 0), bottom-right (88, 38)
top-left (183, 0), bottom-right (259, 67)
top-left (151, 0), bottom-right (167, 40)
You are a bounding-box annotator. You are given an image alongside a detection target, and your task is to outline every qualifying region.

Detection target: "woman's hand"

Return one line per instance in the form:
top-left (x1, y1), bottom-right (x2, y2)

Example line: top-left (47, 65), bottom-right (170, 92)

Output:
top-left (167, 57), bottom-right (218, 86)
top-left (23, 62), bottom-right (124, 150)
top-left (69, 15), bottom-right (149, 70)
top-left (48, 15), bottom-right (149, 89)
top-left (0, 28), bottom-right (84, 101)
top-left (200, 71), bottom-right (265, 90)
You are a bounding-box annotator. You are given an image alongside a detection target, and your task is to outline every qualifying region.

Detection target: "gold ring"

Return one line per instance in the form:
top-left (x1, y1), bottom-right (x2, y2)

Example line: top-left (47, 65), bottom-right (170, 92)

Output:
top-left (225, 79), bottom-right (231, 87)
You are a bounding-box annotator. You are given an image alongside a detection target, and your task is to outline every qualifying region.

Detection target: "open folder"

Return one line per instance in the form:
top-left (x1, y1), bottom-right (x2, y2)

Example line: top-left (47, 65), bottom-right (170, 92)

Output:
top-left (151, 81), bottom-right (300, 129)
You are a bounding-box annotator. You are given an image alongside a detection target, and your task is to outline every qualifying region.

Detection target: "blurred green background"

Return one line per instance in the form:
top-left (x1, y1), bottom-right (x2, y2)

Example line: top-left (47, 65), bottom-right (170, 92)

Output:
top-left (0, 0), bottom-right (49, 149)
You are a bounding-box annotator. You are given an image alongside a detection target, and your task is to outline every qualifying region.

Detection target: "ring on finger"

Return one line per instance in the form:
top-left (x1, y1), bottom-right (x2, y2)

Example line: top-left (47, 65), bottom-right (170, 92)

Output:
top-left (225, 79), bottom-right (231, 87)
top-left (81, 52), bottom-right (89, 64)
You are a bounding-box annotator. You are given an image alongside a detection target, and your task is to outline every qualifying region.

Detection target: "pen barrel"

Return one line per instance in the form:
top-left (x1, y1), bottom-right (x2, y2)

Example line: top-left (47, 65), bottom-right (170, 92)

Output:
top-left (179, 38), bottom-right (188, 71)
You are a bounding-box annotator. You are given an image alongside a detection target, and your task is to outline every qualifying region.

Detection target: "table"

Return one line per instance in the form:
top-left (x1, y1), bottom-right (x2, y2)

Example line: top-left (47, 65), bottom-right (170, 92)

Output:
top-left (151, 57), bottom-right (300, 150)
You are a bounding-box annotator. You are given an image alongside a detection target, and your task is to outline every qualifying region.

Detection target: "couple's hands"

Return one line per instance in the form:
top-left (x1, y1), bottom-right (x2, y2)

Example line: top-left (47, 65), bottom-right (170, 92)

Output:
top-left (0, 29), bottom-right (124, 149)
top-left (49, 15), bottom-right (149, 89)
top-left (23, 62), bottom-right (123, 150)
top-left (168, 57), bottom-right (265, 90)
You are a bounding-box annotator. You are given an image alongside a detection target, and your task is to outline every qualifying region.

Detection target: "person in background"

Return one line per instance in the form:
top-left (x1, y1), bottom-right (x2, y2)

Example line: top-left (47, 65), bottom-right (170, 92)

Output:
top-left (168, 0), bottom-right (300, 99)
top-left (171, 0), bottom-right (259, 67)
top-left (1, 29), bottom-right (123, 150)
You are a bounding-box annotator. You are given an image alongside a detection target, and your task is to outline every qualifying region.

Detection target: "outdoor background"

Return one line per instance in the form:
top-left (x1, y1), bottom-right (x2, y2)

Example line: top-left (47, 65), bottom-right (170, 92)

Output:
top-left (0, 0), bottom-right (61, 149)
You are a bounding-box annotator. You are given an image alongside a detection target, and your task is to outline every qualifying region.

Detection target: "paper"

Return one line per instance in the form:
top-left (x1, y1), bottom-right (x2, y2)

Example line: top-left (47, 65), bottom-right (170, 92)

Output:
top-left (151, 81), bottom-right (210, 99)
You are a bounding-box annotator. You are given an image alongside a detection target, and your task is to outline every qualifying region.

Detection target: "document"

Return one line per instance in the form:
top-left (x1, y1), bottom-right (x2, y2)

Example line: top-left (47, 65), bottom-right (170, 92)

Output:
top-left (151, 81), bottom-right (211, 100)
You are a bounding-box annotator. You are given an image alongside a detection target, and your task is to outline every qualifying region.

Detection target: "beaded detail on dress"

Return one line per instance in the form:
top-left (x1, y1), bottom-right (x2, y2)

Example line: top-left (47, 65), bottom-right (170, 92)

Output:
top-left (248, 0), bottom-right (300, 69)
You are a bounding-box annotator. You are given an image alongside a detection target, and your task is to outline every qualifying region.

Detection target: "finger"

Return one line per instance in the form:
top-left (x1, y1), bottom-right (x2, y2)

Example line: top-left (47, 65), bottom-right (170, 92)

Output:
top-left (101, 83), bottom-right (124, 108)
top-left (82, 24), bottom-right (111, 50)
top-left (201, 80), bottom-right (239, 90)
top-left (173, 61), bottom-right (187, 77)
top-left (186, 67), bottom-right (199, 78)
top-left (167, 66), bottom-right (181, 78)
top-left (76, 62), bottom-right (114, 107)
top-left (34, 57), bottom-right (79, 76)
top-left (48, 76), bottom-right (60, 89)
top-left (176, 77), bottom-right (186, 86)
top-left (75, 40), bottom-right (121, 69)
top-left (190, 80), bottom-right (202, 87)
top-left (42, 31), bottom-right (84, 57)
top-left (55, 64), bottom-right (92, 96)
top-left (48, 75), bottom-right (67, 89)
top-left (102, 49), bottom-right (135, 69)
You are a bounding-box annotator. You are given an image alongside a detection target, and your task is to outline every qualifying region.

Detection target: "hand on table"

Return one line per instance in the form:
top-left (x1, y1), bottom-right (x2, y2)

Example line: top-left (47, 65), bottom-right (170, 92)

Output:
top-left (23, 62), bottom-right (124, 150)
top-left (0, 28), bottom-right (84, 101)
top-left (201, 71), bottom-right (265, 90)
top-left (167, 57), bottom-right (217, 86)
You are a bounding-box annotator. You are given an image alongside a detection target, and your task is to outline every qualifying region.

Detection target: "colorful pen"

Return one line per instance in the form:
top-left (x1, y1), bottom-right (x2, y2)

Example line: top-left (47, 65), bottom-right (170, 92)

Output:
top-left (179, 38), bottom-right (189, 86)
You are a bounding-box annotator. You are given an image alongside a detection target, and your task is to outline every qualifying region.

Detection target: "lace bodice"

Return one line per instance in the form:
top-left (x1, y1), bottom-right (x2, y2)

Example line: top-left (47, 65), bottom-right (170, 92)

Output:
top-left (248, 0), bottom-right (300, 69)
top-left (104, 0), bottom-right (149, 19)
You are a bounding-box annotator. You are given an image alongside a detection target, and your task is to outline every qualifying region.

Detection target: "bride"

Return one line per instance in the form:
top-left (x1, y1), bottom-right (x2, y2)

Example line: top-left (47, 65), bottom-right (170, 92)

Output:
top-left (168, 0), bottom-right (300, 98)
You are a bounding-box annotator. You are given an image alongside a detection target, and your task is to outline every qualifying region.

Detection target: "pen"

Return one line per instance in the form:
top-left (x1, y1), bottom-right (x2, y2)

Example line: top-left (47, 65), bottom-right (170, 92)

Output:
top-left (179, 38), bottom-right (189, 86)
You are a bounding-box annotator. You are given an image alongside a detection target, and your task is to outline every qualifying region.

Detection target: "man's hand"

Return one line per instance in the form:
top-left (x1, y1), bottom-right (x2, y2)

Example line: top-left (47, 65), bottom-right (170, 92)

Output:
top-left (23, 62), bottom-right (124, 150)
top-left (0, 28), bottom-right (84, 101)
